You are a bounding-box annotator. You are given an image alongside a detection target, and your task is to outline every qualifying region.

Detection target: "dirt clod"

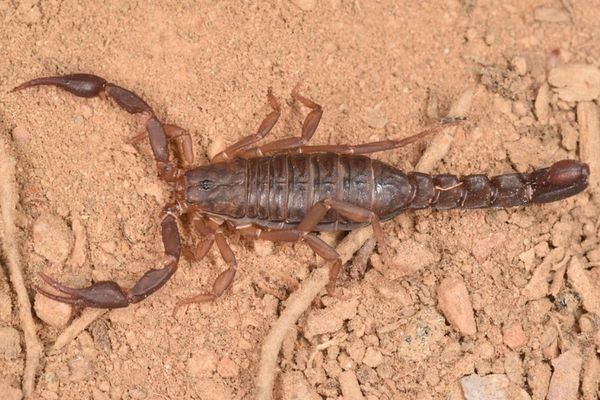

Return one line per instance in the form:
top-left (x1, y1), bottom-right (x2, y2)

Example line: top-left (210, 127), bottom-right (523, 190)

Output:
top-left (437, 277), bottom-right (477, 336)
top-left (548, 64), bottom-right (600, 102)
top-left (502, 323), bottom-right (528, 350)
top-left (33, 292), bottom-right (72, 328)
top-left (32, 213), bottom-right (74, 264)
top-left (547, 350), bottom-right (583, 400)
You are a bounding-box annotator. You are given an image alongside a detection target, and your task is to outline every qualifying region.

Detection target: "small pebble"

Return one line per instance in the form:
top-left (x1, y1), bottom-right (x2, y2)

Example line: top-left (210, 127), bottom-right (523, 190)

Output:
top-left (567, 256), bottom-right (600, 315)
top-left (362, 347), bottom-right (383, 368)
top-left (338, 370), bottom-right (365, 400)
top-left (511, 56), bottom-right (528, 76)
top-left (0, 327), bottom-right (21, 359)
top-left (280, 371), bottom-right (320, 400)
top-left (34, 292), bottom-right (72, 328)
top-left (527, 362), bottom-right (551, 400)
top-left (11, 125), bottom-right (30, 144)
top-left (534, 83), bottom-right (550, 124)
top-left (461, 374), bottom-right (529, 400)
top-left (217, 356), bottom-right (239, 378)
top-left (437, 277), bottom-right (477, 336)
top-left (303, 298), bottom-right (358, 339)
top-left (503, 323), bottom-right (528, 350)
top-left (547, 350), bottom-right (583, 400)
top-left (33, 213), bottom-right (74, 264)
top-left (548, 64), bottom-right (600, 102)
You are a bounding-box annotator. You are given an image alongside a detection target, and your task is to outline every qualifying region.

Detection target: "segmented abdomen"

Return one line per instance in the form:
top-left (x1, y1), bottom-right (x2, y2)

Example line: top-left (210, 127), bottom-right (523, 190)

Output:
top-left (245, 153), bottom-right (414, 229)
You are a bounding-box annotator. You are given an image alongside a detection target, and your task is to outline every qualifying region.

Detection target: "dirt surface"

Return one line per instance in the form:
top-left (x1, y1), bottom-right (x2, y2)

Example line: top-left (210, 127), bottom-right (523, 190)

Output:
top-left (1, 1), bottom-right (600, 399)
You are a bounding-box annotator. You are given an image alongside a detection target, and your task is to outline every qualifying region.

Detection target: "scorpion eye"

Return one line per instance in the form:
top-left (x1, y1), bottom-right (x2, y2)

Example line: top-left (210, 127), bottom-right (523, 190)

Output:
top-left (200, 180), bottom-right (214, 191)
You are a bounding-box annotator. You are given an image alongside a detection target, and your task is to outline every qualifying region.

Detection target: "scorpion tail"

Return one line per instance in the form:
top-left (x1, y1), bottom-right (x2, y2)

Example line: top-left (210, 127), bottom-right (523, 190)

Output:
top-left (407, 159), bottom-right (589, 210)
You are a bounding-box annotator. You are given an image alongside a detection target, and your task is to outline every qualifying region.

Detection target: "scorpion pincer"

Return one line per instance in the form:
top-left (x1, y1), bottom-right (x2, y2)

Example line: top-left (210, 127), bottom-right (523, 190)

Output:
top-left (13, 73), bottom-right (590, 310)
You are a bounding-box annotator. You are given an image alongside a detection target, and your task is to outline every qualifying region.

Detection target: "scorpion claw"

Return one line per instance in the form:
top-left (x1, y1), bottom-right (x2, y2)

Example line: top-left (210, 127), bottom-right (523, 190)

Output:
top-left (37, 272), bottom-right (130, 308)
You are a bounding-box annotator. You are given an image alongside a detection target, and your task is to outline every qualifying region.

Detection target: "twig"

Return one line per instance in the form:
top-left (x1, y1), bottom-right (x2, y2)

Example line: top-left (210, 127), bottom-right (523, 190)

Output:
top-left (415, 88), bottom-right (475, 173)
top-left (50, 308), bottom-right (108, 353)
top-left (0, 137), bottom-right (43, 398)
top-left (256, 226), bottom-right (372, 400)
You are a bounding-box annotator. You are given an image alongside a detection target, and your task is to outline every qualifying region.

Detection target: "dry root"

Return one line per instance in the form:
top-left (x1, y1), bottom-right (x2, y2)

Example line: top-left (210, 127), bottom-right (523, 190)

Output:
top-left (0, 137), bottom-right (43, 398)
top-left (256, 226), bottom-right (373, 400)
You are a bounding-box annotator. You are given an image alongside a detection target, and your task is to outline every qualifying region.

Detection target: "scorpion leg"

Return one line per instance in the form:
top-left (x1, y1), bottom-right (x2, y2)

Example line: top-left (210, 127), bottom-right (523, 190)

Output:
top-left (211, 88), bottom-right (281, 162)
top-left (173, 227), bottom-right (237, 313)
top-left (13, 73), bottom-right (184, 181)
top-left (295, 118), bottom-right (463, 155)
top-left (237, 88), bottom-right (323, 157)
top-left (36, 209), bottom-right (182, 308)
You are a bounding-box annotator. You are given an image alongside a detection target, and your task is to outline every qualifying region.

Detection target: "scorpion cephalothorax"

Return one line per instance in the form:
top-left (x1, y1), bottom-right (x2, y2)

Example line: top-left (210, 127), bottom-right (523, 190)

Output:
top-left (14, 73), bottom-right (589, 311)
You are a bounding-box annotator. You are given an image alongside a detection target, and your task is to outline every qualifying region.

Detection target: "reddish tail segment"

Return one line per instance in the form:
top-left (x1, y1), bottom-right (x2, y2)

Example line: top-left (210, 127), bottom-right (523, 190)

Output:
top-left (409, 159), bottom-right (589, 211)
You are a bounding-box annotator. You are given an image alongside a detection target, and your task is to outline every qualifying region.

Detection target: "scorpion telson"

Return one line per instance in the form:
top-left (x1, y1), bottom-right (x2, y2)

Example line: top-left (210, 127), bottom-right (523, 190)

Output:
top-left (14, 73), bottom-right (590, 310)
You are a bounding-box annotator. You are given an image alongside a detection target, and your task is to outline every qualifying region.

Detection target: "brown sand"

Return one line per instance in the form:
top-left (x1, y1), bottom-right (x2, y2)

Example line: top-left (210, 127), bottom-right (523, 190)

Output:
top-left (1, 1), bottom-right (599, 399)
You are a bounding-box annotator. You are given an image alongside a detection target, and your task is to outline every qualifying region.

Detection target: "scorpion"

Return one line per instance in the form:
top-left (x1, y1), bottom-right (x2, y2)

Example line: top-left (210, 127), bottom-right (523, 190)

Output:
top-left (13, 73), bottom-right (589, 310)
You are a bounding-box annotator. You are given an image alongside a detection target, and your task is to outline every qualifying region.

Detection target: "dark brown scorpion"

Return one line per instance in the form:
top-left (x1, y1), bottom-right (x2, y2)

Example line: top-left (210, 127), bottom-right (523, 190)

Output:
top-left (13, 73), bottom-right (589, 310)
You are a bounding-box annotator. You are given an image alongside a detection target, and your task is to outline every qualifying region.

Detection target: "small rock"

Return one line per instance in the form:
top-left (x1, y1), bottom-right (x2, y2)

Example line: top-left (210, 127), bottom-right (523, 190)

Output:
top-left (34, 292), bottom-right (72, 328)
top-left (534, 6), bottom-right (571, 23)
top-left (511, 56), bottom-right (528, 76)
top-left (346, 339), bottom-right (366, 364)
top-left (437, 277), bottom-right (477, 336)
top-left (362, 347), bottom-right (383, 368)
top-left (518, 248), bottom-right (536, 271)
top-left (512, 101), bottom-right (529, 117)
top-left (187, 348), bottom-right (218, 377)
top-left (560, 122), bottom-right (579, 151)
top-left (547, 350), bottom-right (583, 400)
top-left (33, 213), bottom-right (74, 264)
top-left (338, 370), bottom-right (365, 400)
top-left (67, 217), bottom-right (87, 267)
top-left (527, 362), bottom-right (551, 400)
top-left (0, 327), bottom-right (21, 359)
top-left (567, 256), bottom-right (600, 315)
top-left (502, 323), bottom-right (528, 350)
top-left (289, 0), bottom-right (316, 11)
top-left (303, 298), bottom-right (358, 339)
top-left (217, 356), bottom-right (239, 378)
top-left (280, 371), bottom-right (320, 400)
top-left (461, 374), bottom-right (530, 400)
top-left (582, 353), bottom-right (600, 400)
top-left (534, 83), bottom-right (551, 124)
top-left (548, 64), bottom-right (600, 102)
top-left (11, 125), bottom-right (30, 144)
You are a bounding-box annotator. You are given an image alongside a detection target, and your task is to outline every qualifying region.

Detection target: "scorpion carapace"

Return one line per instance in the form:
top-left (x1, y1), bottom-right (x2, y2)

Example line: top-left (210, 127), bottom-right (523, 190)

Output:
top-left (14, 73), bottom-right (590, 310)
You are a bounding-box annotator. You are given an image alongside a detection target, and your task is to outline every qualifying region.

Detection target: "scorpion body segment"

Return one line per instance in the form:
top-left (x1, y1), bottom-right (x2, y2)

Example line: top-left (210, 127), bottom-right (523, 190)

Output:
top-left (13, 73), bottom-right (590, 310)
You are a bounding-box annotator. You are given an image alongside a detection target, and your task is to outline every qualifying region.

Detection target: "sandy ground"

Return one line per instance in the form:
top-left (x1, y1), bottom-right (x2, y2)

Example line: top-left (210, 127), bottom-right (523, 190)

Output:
top-left (1, 1), bottom-right (600, 399)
